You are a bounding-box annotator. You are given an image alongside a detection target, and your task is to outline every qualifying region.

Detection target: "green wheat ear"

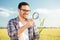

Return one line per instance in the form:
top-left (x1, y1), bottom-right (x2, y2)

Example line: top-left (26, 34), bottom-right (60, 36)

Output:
top-left (40, 18), bottom-right (45, 27)
top-left (38, 17), bottom-right (46, 38)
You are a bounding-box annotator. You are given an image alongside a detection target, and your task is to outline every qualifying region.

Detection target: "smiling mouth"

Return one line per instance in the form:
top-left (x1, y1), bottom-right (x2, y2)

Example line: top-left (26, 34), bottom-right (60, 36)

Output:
top-left (23, 14), bottom-right (28, 15)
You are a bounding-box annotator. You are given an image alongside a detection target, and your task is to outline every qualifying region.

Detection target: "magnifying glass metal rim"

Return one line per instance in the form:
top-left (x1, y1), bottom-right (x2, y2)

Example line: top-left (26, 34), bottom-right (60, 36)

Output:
top-left (32, 12), bottom-right (39, 19)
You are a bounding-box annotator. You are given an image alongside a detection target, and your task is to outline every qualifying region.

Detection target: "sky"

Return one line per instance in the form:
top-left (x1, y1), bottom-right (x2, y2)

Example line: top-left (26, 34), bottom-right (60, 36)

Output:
top-left (0, 0), bottom-right (60, 27)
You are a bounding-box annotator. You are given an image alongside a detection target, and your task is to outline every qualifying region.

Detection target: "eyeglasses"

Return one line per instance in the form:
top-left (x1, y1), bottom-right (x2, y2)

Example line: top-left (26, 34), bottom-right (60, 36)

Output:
top-left (20, 9), bottom-right (31, 12)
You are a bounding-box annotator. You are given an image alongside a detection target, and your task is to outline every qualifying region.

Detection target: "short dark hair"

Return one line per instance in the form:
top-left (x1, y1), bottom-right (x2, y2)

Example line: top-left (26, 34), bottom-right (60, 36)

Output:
top-left (18, 2), bottom-right (29, 9)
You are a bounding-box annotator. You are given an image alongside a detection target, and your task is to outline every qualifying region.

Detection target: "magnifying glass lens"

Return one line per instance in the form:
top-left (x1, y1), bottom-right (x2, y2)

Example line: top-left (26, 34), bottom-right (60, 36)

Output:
top-left (32, 12), bottom-right (39, 19)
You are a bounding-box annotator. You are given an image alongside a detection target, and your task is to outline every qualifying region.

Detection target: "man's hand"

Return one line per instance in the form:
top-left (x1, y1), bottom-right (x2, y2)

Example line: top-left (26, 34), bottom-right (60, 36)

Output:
top-left (18, 19), bottom-right (34, 37)
top-left (26, 19), bottom-right (34, 28)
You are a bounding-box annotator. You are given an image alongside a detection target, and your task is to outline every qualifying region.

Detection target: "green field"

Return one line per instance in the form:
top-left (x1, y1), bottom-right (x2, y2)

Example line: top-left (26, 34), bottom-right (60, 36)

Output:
top-left (0, 28), bottom-right (60, 40)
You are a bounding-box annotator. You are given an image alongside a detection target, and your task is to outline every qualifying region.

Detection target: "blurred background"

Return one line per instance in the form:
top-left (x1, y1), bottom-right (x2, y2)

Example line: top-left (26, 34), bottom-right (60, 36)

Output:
top-left (0, 0), bottom-right (60, 40)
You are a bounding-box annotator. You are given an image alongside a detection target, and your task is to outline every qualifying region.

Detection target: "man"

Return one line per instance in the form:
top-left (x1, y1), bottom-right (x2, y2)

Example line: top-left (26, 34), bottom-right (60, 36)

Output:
top-left (7, 2), bottom-right (39, 40)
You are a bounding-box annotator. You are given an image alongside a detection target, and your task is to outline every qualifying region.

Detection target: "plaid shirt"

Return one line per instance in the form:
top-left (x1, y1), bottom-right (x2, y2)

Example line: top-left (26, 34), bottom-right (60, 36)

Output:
top-left (7, 17), bottom-right (39, 40)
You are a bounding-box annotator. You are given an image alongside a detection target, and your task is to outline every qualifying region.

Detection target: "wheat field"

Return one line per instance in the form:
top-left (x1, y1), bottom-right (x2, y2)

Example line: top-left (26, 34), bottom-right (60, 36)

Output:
top-left (39, 28), bottom-right (60, 40)
top-left (0, 28), bottom-right (60, 40)
top-left (0, 29), bottom-right (10, 40)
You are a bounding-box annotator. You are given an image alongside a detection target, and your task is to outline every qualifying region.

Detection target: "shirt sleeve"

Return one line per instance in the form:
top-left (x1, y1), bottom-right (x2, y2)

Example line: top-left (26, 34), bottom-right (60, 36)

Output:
top-left (7, 20), bottom-right (18, 40)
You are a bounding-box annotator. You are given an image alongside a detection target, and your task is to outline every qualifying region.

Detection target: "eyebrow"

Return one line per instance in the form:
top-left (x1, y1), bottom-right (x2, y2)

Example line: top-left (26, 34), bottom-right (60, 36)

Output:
top-left (21, 9), bottom-right (31, 11)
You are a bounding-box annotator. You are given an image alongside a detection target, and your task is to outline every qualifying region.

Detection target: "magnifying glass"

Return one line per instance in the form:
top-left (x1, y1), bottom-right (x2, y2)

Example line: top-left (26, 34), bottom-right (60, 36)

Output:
top-left (32, 12), bottom-right (39, 20)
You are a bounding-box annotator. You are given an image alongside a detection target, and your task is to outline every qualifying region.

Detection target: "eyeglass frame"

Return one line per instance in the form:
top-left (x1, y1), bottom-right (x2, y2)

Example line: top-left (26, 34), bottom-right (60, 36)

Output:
top-left (20, 9), bottom-right (31, 12)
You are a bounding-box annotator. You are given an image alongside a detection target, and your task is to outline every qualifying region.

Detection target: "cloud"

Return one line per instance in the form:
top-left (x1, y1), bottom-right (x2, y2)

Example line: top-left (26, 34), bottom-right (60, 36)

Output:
top-left (34, 8), bottom-right (60, 27)
top-left (0, 7), bottom-right (16, 17)
top-left (34, 8), bottom-right (60, 15)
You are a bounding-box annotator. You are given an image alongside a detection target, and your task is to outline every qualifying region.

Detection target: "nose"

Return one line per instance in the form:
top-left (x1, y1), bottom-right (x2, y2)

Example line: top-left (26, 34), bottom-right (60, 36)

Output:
top-left (24, 11), bottom-right (30, 14)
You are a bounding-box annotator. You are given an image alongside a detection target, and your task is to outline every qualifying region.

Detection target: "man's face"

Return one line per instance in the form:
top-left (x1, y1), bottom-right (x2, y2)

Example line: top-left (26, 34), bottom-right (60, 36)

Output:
top-left (18, 5), bottom-right (30, 19)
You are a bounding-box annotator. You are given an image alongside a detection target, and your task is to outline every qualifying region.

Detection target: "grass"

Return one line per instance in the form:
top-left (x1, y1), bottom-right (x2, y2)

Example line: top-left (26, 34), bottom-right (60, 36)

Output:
top-left (0, 28), bottom-right (60, 40)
